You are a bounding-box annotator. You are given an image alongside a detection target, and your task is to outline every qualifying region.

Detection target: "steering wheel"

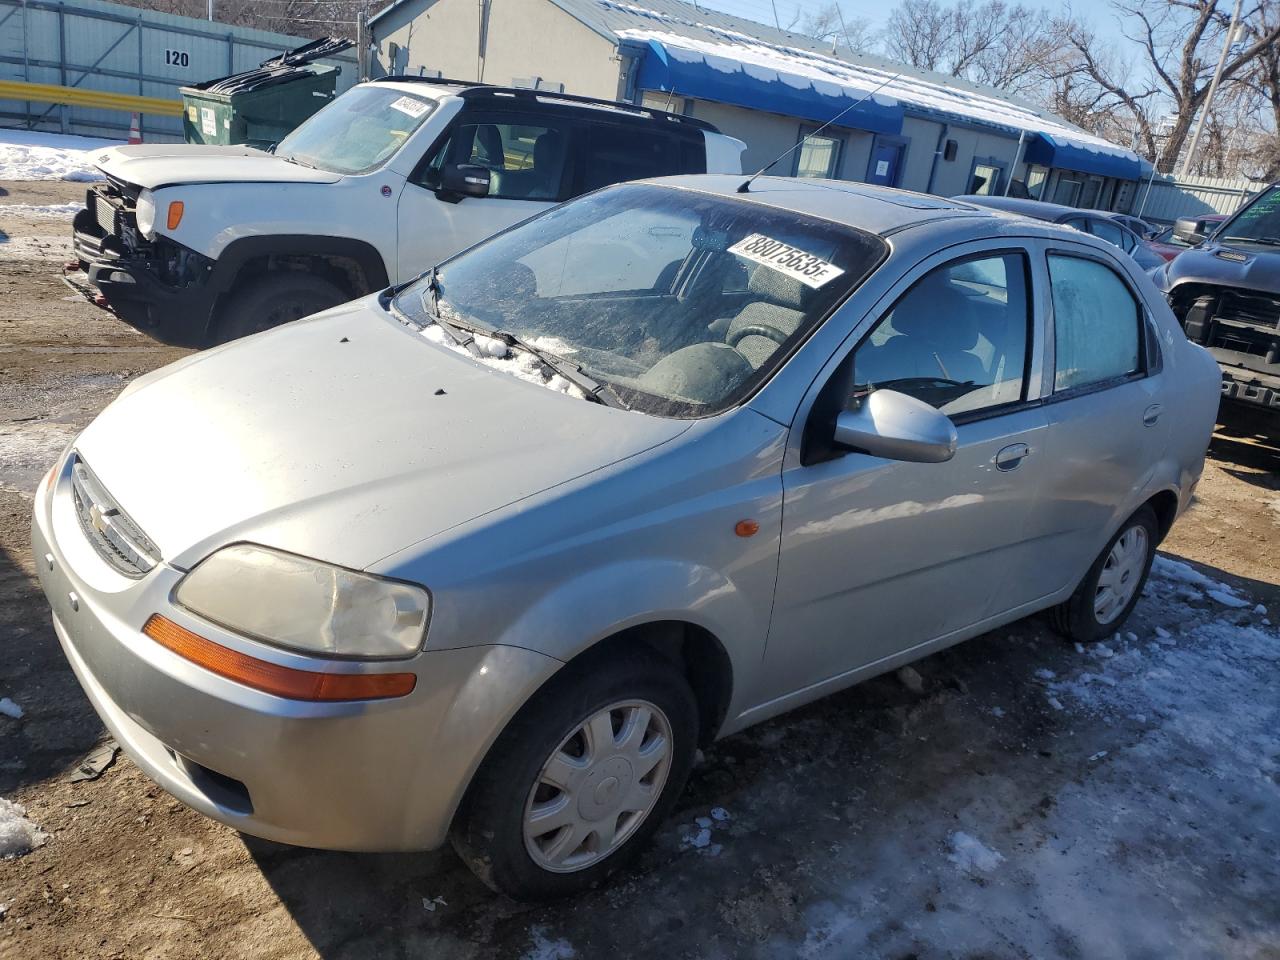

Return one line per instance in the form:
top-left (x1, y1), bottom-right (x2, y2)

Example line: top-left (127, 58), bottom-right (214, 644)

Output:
top-left (728, 323), bottom-right (789, 349)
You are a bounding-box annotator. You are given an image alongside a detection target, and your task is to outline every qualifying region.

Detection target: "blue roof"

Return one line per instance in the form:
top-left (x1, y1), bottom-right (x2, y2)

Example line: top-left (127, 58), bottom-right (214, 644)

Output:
top-left (630, 38), bottom-right (902, 136)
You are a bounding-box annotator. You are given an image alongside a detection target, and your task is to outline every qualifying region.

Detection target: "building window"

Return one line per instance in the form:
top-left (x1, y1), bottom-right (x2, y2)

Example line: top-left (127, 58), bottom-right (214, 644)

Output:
top-left (968, 159), bottom-right (1004, 195)
top-left (1053, 176), bottom-right (1083, 206)
top-left (794, 129), bottom-right (843, 178)
top-left (1025, 165), bottom-right (1048, 200)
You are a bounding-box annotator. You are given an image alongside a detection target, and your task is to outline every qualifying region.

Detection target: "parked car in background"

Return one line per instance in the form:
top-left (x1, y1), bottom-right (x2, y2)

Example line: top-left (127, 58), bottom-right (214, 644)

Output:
top-left (36, 177), bottom-right (1220, 901)
top-left (1108, 212), bottom-right (1159, 239)
top-left (71, 78), bottom-right (745, 346)
top-left (955, 195), bottom-right (1166, 271)
top-left (1149, 214), bottom-right (1227, 262)
top-left (1153, 184), bottom-right (1280, 414)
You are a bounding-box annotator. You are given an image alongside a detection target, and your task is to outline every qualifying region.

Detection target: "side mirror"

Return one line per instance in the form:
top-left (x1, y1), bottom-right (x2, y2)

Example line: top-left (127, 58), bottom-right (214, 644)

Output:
top-left (1172, 216), bottom-right (1207, 246)
top-left (439, 163), bottom-right (490, 200)
top-left (833, 389), bottom-right (958, 463)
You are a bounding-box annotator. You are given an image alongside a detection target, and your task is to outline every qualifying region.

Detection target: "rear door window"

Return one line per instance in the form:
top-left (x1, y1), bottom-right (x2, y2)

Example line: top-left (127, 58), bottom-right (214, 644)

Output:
top-left (574, 123), bottom-right (694, 193)
top-left (1047, 254), bottom-right (1142, 391)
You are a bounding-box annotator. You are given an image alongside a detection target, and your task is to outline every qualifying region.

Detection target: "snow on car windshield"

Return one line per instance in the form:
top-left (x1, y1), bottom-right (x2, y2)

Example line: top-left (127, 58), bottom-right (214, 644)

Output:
top-left (393, 184), bottom-right (886, 417)
top-left (275, 86), bottom-right (436, 175)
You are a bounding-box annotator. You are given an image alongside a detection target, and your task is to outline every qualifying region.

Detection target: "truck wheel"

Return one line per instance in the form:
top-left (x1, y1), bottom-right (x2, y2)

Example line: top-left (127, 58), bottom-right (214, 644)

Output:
top-left (451, 651), bottom-right (698, 901)
top-left (1050, 505), bottom-right (1158, 644)
top-left (212, 274), bottom-right (347, 344)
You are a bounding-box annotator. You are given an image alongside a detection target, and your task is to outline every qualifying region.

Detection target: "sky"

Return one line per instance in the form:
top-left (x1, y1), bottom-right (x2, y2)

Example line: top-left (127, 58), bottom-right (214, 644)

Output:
top-left (689, 0), bottom-right (1119, 40)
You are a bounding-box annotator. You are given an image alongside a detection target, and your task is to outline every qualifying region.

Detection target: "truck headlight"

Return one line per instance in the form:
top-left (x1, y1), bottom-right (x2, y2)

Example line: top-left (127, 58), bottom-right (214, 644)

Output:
top-left (135, 189), bottom-right (156, 239)
top-left (175, 544), bottom-right (429, 659)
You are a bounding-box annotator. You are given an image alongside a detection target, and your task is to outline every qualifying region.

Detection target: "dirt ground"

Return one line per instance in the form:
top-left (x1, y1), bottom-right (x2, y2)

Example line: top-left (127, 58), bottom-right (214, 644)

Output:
top-left (1, 181), bottom-right (1277, 960)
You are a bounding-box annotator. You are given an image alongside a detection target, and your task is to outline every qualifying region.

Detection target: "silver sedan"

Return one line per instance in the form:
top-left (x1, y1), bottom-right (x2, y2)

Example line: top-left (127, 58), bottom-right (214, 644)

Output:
top-left (33, 176), bottom-right (1221, 900)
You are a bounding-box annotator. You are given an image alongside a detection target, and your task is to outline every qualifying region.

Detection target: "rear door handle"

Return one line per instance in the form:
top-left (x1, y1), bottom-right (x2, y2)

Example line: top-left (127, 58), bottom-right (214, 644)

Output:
top-left (1143, 403), bottom-right (1163, 426)
top-left (994, 442), bottom-right (1030, 471)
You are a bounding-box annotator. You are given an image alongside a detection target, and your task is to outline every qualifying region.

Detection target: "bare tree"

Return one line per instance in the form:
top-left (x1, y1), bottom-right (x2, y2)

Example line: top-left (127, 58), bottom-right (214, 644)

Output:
top-left (789, 4), bottom-right (876, 55)
top-left (883, 0), bottom-right (958, 70)
top-left (1058, 0), bottom-right (1280, 172)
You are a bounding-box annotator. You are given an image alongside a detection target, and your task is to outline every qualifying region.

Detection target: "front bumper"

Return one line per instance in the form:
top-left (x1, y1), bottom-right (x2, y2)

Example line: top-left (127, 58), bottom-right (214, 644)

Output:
top-left (32, 455), bottom-right (561, 851)
top-left (72, 208), bottom-right (215, 347)
top-left (1209, 347), bottom-right (1280, 412)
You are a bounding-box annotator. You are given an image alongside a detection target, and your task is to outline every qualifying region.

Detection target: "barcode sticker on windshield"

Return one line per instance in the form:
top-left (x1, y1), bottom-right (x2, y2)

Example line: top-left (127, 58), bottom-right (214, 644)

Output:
top-left (728, 234), bottom-right (844, 288)
top-left (388, 95), bottom-right (429, 118)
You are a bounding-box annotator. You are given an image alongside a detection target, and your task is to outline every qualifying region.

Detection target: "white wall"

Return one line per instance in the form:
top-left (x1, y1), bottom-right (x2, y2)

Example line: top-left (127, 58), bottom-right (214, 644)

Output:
top-left (371, 0), bottom-right (622, 98)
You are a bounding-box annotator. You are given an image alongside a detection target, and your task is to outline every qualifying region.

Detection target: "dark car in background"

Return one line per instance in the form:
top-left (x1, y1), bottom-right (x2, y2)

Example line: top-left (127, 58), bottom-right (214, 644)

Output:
top-left (954, 195), bottom-right (1165, 271)
top-left (1153, 184), bottom-right (1280, 415)
top-left (1149, 214), bottom-right (1227, 263)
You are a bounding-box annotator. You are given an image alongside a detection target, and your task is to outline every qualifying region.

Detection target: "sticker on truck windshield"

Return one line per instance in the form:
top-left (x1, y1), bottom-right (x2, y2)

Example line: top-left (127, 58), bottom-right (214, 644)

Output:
top-left (389, 96), bottom-right (429, 118)
top-left (728, 234), bottom-right (844, 288)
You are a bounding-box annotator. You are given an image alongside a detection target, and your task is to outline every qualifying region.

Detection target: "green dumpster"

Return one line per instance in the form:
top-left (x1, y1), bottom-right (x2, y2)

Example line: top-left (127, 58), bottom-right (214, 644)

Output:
top-left (179, 37), bottom-right (354, 148)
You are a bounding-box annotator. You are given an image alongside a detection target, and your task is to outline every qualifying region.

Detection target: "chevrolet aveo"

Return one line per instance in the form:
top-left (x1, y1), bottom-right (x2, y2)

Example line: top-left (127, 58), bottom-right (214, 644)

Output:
top-left (33, 176), bottom-right (1219, 900)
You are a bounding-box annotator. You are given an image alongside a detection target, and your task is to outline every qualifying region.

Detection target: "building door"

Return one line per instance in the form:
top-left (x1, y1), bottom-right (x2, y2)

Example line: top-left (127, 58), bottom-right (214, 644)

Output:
top-left (866, 138), bottom-right (904, 187)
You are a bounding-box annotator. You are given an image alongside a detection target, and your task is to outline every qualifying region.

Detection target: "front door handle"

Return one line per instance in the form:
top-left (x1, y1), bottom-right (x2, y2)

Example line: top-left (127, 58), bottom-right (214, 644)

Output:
top-left (1143, 403), bottom-right (1163, 427)
top-left (994, 442), bottom-right (1030, 471)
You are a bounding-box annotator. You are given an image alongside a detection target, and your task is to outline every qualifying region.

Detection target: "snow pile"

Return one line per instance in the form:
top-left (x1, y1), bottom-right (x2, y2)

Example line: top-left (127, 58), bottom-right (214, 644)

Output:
top-left (0, 798), bottom-right (48, 858)
top-left (947, 831), bottom-right (1004, 873)
top-left (420, 323), bottom-right (588, 400)
top-left (522, 926), bottom-right (576, 960)
top-left (1152, 555), bottom-right (1250, 608)
top-left (0, 697), bottom-right (23, 719)
top-left (0, 201), bottom-right (81, 219)
top-left (0, 129), bottom-right (115, 182)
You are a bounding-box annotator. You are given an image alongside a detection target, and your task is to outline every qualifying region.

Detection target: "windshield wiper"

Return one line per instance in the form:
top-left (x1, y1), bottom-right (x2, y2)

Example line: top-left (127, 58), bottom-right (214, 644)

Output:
top-left (280, 154), bottom-right (315, 169)
top-left (1220, 235), bottom-right (1280, 246)
top-left (491, 329), bottom-right (631, 410)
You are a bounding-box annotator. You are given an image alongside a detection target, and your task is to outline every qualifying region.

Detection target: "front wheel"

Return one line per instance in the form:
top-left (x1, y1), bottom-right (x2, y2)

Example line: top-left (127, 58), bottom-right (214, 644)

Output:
top-left (451, 653), bottom-right (698, 900)
top-left (211, 274), bottom-right (347, 344)
top-left (1051, 505), bottom-right (1158, 643)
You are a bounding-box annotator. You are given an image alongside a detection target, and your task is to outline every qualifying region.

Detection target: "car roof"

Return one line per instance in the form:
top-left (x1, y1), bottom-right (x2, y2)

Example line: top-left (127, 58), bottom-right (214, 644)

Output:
top-left (656, 175), bottom-right (1000, 236)
top-left (952, 194), bottom-right (1089, 222)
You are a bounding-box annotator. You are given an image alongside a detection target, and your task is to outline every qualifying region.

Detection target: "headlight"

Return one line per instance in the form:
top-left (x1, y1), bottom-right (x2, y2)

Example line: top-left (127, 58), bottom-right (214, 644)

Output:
top-left (134, 189), bottom-right (156, 239)
top-left (175, 544), bottom-right (429, 659)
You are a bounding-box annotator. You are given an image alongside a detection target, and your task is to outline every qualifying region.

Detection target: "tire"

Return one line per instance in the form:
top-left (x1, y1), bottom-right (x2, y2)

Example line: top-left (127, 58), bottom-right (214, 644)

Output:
top-left (451, 651), bottom-right (698, 901)
top-left (1050, 505), bottom-right (1158, 644)
top-left (212, 274), bottom-right (347, 344)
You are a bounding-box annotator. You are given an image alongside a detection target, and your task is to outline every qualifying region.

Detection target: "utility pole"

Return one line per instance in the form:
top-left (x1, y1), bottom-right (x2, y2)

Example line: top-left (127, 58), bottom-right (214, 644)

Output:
top-left (207, 0), bottom-right (213, 21)
top-left (1181, 0), bottom-right (1243, 177)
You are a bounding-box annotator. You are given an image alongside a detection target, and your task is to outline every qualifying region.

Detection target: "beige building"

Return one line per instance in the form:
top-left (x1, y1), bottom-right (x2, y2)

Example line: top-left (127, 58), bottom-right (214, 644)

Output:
top-left (369, 0), bottom-right (1149, 210)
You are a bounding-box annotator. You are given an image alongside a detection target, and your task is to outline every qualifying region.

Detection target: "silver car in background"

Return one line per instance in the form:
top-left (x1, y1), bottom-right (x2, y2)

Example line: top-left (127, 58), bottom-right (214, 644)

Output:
top-left (33, 177), bottom-right (1220, 900)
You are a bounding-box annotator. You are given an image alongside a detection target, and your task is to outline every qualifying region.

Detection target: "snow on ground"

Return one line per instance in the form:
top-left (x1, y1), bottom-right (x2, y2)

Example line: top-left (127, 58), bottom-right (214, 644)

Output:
top-left (947, 831), bottom-right (1005, 873)
top-left (0, 420), bottom-right (76, 497)
top-left (0, 698), bottom-right (22, 719)
top-left (0, 798), bottom-right (47, 858)
top-left (0, 129), bottom-right (116, 182)
top-left (0, 202), bottom-right (82, 219)
top-left (521, 926), bottom-right (576, 960)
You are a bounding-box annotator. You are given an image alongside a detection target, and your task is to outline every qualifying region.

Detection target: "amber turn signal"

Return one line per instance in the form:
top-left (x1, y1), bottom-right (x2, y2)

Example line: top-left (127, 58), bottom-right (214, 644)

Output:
top-left (166, 201), bottom-right (184, 231)
top-left (141, 615), bottom-right (416, 702)
top-left (735, 519), bottom-right (760, 537)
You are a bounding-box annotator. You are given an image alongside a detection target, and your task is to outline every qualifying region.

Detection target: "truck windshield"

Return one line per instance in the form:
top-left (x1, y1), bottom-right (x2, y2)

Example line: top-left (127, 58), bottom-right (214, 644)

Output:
top-left (1218, 185), bottom-right (1280, 246)
top-left (393, 183), bottom-right (886, 417)
top-left (276, 86), bottom-right (436, 175)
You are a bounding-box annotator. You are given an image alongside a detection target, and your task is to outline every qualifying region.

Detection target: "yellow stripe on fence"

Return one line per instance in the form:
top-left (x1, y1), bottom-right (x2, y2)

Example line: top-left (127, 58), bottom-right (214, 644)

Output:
top-left (0, 80), bottom-right (183, 117)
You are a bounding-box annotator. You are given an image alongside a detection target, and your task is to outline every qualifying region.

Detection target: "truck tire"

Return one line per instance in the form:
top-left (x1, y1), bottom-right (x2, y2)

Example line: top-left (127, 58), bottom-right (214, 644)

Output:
top-left (212, 274), bottom-right (348, 344)
top-left (451, 651), bottom-right (698, 901)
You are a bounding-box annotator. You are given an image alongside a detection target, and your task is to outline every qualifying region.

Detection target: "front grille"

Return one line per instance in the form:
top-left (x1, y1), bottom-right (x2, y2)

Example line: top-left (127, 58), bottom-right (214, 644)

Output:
top-left (69, 456), bottom-right (160, 578)
top-left (1218, 290), bottom-right (1280, 330)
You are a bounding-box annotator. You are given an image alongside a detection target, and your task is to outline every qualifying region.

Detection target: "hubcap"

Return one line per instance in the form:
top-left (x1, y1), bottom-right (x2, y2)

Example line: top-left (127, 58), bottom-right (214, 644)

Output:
top-left (1094, 525), bottom-right (1149, 625)
top-left (523, 700), bottom-right (672, 873)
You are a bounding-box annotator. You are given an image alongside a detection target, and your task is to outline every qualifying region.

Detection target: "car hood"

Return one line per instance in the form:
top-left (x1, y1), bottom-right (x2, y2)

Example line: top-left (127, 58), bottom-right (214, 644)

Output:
top-left (73, 300), bottom-right (689, 571)
top-left (1160, 240), bottom-right (1280, 293)
top-left (94, 144), bottom-right (341, 189)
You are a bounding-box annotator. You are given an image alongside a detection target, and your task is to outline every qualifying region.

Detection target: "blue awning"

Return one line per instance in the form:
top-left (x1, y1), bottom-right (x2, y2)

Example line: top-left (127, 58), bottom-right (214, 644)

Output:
top-left (630, 38), bottom-right (903, 136)
top-left (1024, 133), bottom-right (1150, 182)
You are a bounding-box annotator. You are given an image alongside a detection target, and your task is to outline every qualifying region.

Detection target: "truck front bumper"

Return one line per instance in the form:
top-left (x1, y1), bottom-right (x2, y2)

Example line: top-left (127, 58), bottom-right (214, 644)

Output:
top-left (1208, 346), bottom-right (1280, 412)
top-left (72, 208), bottom-right (215, 348)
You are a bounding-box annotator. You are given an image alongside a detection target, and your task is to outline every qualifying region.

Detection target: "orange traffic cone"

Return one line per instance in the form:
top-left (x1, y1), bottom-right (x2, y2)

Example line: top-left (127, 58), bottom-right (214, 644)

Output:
top-left (128, 113), bottom-right (142, 144)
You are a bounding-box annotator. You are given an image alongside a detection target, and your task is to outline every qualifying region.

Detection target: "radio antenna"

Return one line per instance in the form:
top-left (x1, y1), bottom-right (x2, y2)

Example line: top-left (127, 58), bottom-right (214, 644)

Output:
top-left (737, 73), bottom-right (901, 193)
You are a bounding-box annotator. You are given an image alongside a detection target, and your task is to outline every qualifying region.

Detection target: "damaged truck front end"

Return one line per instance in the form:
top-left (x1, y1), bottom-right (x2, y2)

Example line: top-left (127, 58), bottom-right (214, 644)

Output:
top-left (71, 178), bottom-right (217, 347)
top-left (1156, 185), bottom-right (1280, 415)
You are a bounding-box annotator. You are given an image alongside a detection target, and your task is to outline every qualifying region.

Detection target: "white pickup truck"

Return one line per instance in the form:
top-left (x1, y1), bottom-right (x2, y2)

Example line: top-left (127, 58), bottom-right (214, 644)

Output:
top-left (72, 78), bottom-right (745, 345)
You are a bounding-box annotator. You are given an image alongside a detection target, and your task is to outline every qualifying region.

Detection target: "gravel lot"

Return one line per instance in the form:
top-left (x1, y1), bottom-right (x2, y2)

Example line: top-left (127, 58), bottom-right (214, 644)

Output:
top-left (1, 181), bottom-right (1277, 960)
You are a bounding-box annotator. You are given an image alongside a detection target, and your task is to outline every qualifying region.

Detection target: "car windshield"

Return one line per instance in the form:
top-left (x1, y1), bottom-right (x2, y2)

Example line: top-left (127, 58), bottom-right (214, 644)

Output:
top-left (275, 86), bottom-right (436, 175)
top-left (393, 184), bottom-right (886, 417)
top-left (1218, 186), bottom-right (1280, 246)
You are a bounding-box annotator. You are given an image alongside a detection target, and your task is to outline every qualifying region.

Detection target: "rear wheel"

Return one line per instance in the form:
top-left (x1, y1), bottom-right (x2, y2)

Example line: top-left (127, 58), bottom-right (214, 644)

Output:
top-left (212, 274), bottom-right (347, 344)
top-left (451, 653), bottom-right (698, 900)
top-left (1051, 506), bottom-right (1158, 643)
